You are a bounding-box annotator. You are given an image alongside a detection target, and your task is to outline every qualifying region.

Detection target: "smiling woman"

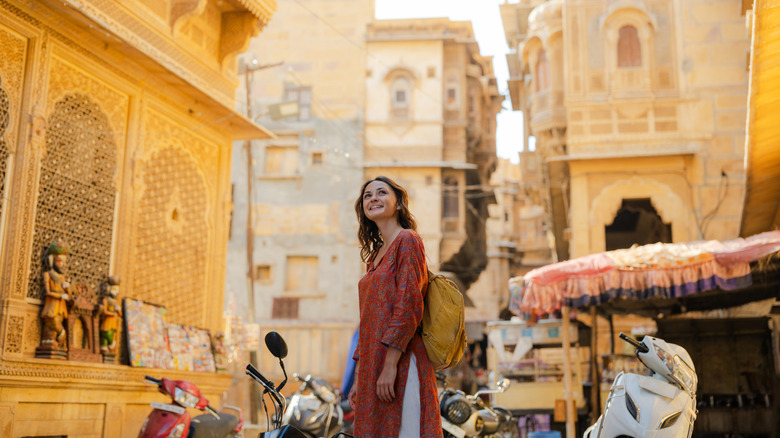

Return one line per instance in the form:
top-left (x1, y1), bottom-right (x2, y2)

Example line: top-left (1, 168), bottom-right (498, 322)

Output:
top-left (350, 176), bottom-right (443, 438)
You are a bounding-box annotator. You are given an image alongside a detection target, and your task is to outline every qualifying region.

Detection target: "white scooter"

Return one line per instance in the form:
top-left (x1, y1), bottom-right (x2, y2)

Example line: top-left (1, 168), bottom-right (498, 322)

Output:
top-left (584, 332), bottom-right (698, 438)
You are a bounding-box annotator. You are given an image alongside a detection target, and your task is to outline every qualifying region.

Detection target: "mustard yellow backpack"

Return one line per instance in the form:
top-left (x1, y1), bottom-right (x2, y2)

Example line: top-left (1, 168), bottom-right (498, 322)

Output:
top-left (421, 270), bottom-right (467, 370)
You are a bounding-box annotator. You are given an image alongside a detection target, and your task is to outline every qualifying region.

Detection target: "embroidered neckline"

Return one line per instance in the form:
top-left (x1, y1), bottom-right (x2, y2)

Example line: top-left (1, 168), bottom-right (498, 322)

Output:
top-left (369, 229), bottom-right (407, 272)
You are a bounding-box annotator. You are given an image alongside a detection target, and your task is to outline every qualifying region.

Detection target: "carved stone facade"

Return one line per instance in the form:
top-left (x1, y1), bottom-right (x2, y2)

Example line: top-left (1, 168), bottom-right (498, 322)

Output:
top-left (0, 0), bottom-right (274, 436)
top-left (501, 0), bottom-right (750, 260)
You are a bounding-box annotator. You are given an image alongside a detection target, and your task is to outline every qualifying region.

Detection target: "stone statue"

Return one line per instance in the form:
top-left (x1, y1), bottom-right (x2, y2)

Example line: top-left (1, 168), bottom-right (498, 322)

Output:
top-left (213, 331), bottom-right (228, 372)
top-left (37, 241), bottom-right (73, 357)
top-left (98, 275), bottom-right (122, 361)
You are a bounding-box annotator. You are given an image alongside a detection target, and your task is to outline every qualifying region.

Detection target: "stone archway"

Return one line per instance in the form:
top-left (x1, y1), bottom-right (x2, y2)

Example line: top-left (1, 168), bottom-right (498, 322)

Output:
top-left (589, 176), bottom-right (692, 253)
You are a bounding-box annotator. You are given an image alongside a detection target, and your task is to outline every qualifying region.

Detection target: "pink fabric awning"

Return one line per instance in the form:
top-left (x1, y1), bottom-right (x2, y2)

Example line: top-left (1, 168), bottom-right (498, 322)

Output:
top-left (509, 231), bottom-right (780, 315)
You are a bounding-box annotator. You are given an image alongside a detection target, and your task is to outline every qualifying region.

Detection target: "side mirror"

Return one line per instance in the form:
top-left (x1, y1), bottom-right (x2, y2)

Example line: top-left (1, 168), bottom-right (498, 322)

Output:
top-left (497, 378), bottom-right (511, 392)
top-left (265, 331), bottom-right (288, 359)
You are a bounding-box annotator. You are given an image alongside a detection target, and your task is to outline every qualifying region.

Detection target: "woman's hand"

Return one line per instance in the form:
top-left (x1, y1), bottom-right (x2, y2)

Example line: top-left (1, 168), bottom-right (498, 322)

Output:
top-left (348, 380), bottom-right (358, 410)
top-left (377, 346), bottom-right (402, 402)
top-left (376, 362), bottom-right (397, 402)
top-left (348, 363), bottom-right (359, 410)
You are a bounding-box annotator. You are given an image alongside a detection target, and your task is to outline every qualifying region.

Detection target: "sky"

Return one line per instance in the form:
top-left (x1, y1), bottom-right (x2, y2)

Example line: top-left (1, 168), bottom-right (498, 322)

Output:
top-left (375, 0), bottom-right (525, 163)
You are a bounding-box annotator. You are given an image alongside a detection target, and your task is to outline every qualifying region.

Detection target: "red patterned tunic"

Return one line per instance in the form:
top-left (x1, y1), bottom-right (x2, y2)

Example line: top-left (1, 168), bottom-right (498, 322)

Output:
top-left (353, 229), bottom-right (443, 438)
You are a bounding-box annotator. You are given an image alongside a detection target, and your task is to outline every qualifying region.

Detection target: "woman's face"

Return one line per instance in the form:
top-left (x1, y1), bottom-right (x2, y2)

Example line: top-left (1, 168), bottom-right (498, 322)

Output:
top-left (362, 180), bottom-right (399, 223)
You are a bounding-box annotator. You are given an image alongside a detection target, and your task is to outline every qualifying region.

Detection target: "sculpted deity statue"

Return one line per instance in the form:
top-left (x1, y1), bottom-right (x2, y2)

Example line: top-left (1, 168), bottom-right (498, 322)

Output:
top-left (99, 276), bottom-right (122, 358)
top-left (39, 241), bottom-right (73, 351)
top-left (213, 331), bottom-right (228, 372)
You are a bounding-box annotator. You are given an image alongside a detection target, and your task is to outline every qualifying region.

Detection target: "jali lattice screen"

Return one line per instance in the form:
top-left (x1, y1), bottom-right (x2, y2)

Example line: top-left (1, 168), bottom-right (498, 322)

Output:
top-left (28, 93), bottom-right (117, 300)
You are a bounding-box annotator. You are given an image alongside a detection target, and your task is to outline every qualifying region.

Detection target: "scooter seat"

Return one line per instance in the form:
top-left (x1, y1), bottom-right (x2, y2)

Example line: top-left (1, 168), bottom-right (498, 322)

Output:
top-left (189, 412), bottom-right (239, 438)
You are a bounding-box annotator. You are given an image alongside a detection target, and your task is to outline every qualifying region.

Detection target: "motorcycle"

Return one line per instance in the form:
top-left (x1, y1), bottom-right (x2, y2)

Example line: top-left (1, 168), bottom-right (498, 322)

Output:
top-left (439, 377), bottom-right (521, 438)
top-left (246, 331), bottom-right (351, 438)
top-left (138, 375), bottom-right (243, 438)
top-left (583, 332), bottom-right (698, 438)
top-left (280, 372), bottom-right (345, 437)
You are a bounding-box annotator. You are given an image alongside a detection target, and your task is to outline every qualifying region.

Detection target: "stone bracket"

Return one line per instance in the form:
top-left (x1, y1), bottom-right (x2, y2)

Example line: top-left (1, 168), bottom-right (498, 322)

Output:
top-left (220, 11), bottom-right (260, 66)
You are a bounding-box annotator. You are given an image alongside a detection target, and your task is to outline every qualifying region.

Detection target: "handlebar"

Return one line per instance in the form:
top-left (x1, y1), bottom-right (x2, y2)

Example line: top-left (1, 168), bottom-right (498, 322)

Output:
top-left (246, 364), bottom-right (276, 390)
top-left (619, 332), bottom-right (649, 353)
top-left (246, 363), bottom-right (286, 427)
top-left (205, 405), bottom-right (221, 419)
top-left (144, 376), bottom-right (161, 385)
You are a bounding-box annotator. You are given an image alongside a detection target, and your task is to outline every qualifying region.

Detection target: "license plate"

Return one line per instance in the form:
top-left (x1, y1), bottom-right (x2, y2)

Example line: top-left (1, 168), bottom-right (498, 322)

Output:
top-left (151, 402), bottom-right (185, 415)
top-left (441, 418), bottom-right (466, 438)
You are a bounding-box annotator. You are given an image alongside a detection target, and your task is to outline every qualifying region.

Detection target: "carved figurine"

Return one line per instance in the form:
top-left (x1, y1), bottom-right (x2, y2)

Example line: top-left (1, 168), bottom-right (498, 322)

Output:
top-left (38, 241), bottom-right (73, 355)
top-left (98, 275), bottom-right (122, 360)
top-left (213, 331), bottom-right (228, 372)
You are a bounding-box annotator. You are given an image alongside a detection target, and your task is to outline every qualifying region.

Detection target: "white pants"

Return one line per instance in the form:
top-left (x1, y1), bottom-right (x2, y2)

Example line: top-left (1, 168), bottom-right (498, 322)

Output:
top-left (399, 353), bottom-right (420, 438)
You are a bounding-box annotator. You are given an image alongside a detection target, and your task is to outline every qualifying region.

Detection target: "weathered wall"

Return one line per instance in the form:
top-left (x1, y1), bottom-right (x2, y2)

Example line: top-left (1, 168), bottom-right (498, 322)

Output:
top-left (227, 0), bottom-right (374, 326)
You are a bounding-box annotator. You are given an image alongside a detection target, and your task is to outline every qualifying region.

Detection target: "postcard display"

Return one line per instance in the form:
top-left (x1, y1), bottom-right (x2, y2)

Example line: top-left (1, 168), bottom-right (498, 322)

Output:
top-left (123, 298), bottom-right (216, 371)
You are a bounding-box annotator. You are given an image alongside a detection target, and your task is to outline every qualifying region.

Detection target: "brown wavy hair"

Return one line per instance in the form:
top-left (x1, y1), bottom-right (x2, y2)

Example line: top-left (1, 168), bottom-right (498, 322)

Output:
top-left (355, 176), bottom-right (417, 263)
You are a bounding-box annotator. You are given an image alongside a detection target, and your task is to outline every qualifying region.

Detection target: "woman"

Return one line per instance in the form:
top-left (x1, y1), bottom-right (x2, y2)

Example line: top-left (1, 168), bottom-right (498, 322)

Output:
top-left (349, 176), bottom-right (443, 438)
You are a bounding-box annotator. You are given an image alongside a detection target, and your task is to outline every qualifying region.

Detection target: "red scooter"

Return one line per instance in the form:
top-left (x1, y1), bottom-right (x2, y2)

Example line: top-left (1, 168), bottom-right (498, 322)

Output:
top-left (139, 375), bottom-right (243, 438)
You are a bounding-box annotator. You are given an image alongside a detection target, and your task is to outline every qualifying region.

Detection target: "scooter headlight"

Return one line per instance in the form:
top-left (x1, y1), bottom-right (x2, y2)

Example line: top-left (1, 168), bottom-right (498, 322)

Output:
top-left (654, 344), bottom-right (675, 372)
top-left (174, 387), bottom-right (199, 408)
top-left (672, 356), bottom-right (697, 393)
top-left (625, 392), bottom-right (639, 422)
top-left (441, 393), bottom-right (472, 425)
top-left (658, 410), bottom-right (682, 429)
top-left (168, 423), bottom-right (186, 438)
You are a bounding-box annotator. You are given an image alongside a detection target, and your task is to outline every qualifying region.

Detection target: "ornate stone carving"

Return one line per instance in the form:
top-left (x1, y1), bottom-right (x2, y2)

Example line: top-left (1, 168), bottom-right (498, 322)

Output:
top-left (4, 315), bottom-right (24, 354)
top-left (0, 82), bottom-right (9, 228)
top-left (219, 11), bottom-right (259, 65)
top-left (0, 22), bottom-right (29, 301)
top-left (170, 0), bottom-right (207, 29)
top-left (0, 355), bottom-right (233, 392)
top-left (0, 23), bottom-right (27, 152)
top-left (67, 282), bottom-right (101, 363)
top-left (36, 241), bottom-right (73, 359)
top-left (98, 276), bottom-right (121, 364)
top-left (27, 93), bottom-right (118, 301)
top-left (133, 110), bottom-right (213, 327)
top-left (25, 314), bottom-right (39, 354)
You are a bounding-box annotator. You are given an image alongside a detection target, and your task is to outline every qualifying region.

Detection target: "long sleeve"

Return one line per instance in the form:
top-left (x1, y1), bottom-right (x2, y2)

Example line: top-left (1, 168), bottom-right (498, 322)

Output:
top-left (381, 231), bottom-right (427, 352)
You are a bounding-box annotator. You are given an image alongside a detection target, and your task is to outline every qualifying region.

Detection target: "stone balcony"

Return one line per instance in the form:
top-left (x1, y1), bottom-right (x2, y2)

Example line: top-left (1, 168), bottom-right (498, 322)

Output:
top-left (530, 89), bottom-right (567, 133)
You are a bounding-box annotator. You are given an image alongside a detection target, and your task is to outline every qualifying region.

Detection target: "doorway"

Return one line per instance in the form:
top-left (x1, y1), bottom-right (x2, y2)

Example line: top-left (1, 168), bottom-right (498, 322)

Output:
top-left (605, 198), bottom-right (671, 251)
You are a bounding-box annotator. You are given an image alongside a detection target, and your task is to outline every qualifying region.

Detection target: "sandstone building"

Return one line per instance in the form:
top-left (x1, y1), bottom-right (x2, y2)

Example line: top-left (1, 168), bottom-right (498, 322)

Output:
top-left (0, 0), bottom-right (275, 436)
top-left (501, 0), bottom-right (750, 260)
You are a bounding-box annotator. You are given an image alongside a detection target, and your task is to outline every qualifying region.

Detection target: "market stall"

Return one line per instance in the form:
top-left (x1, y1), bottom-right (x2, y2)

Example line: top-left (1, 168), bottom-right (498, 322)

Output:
top-left (507, 230), bottom-right (780, 438)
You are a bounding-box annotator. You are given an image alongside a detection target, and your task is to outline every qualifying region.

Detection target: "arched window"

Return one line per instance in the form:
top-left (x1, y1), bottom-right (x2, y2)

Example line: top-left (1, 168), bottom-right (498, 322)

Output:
top-left (390, 76), bottom-right (411, 119)
top-left (443, 178), bottom-right (459, 219)
top-left (535, 49), bottom-right (550, 91)
top-left (617, 25), bottom-right (642, 67)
